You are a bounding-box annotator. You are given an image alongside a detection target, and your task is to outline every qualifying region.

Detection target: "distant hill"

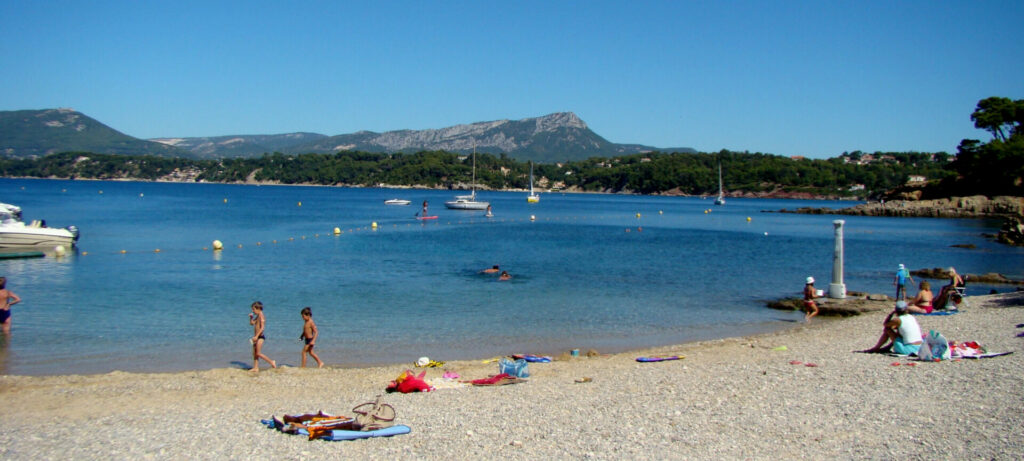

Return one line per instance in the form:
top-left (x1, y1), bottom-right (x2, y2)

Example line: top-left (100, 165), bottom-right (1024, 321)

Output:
top-left (0, 109), bottom-right (186, 158)
top-left (150, 133), bottom-right (328, 159)
top-left (278, 112), bottom-right (695, 163)
top-left (1, 109), bottom-right (694, 163)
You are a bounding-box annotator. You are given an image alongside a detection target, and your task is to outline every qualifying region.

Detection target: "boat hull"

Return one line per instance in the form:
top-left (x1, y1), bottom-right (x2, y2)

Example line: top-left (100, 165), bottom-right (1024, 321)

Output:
top-left (0, 228), bottom-right (77, 250)
top-left (527, 195), bottom-right (540, 203)
top-left (444, 200), bottom-right (490, 210)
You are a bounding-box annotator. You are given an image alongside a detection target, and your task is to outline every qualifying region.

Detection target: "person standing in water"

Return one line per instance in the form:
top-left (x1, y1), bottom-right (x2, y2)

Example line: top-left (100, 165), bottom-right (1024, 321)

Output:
top-left (0, 277), bottom-right (21, 336)
top-left (249, 301), bottom-right (276, 372)
top-left (422, 200), bottom-right (429, 217)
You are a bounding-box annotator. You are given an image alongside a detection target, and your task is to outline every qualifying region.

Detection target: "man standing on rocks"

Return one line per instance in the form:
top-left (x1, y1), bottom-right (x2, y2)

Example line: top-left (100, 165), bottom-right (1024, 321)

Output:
top-left (893, 264), bottom-right (914, 301)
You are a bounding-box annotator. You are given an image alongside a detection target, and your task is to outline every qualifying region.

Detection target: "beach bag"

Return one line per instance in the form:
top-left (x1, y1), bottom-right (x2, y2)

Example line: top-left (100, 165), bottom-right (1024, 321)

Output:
top-left (919, 330), bottom-right (950, 361)
top-left (352, 396), bottom-right (396, 431)
top-left (499, 357), bottom-right (530, 378)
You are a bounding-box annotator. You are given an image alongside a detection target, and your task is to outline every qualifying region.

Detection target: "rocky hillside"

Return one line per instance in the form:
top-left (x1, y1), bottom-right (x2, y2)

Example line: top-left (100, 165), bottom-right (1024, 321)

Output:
top-left (0, 109), bottom-right (184, 158)
top-left (150, 133), bottom-right (328, 159)
top-left (222, 112), bottom-right (694, 163)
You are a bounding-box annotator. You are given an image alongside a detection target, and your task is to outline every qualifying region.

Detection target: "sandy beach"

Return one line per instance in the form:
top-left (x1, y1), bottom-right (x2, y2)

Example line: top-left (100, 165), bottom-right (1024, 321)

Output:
top-left (2, 291), bottom-right (1022, 460)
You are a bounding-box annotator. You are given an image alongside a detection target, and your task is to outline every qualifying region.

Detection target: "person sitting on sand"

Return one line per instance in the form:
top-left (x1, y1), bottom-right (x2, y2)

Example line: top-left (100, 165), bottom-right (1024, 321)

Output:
top-left (934, 267), bottom-right (965, 310)
top-left (249, 301), bottom-right (276, 372)
top-left (300, 307), bottom-right (324, 368)
top-left (803, 276), bottom-right (819, 323)
top-left (906, 280), bottom-right (934, 314)
top-left (481, 265), bottom-right (500, 274)
top-left (860, 301), bottom-right (923, 355)
top-left (499, 271), bottom-right (511, 281)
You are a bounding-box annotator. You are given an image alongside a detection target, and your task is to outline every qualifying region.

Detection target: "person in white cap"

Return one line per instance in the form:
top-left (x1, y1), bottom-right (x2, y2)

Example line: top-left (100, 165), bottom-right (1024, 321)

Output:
top-left (893, 263), bottom-right (914, 301)
top-left (802, 276), bottom-right (819, 323)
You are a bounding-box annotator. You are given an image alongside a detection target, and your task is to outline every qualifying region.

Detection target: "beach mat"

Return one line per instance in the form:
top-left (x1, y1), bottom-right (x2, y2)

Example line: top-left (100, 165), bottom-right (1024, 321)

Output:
top-left (261, 419), bottom-right (411, 441)
top-left (959, 351), bottom-right (1014, 359)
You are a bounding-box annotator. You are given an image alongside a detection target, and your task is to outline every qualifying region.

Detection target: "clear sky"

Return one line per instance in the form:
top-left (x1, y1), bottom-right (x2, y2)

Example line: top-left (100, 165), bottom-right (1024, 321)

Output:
top-left (2, 1), bottom-right (1021, 158)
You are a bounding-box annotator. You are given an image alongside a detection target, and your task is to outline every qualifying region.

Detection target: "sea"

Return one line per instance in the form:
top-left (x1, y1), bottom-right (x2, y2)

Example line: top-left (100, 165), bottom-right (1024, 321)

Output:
top-left (1, 178), bottom-right (1021, 376)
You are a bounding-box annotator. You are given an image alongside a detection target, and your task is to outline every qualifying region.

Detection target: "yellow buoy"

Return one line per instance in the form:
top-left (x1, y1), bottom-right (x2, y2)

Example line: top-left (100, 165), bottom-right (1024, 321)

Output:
top-left (289, 237), bottom-right (294, 241)
top-left (636, 213), bottom-right (641, 218)
top-left (54, 246), bottom-right (66, 257)
top-left (659, 210), bottom-right (663, 215)
top-left (120, 249), bottom-right (127, 254)
top-left (297, 201), bottom-right (302, 207)
top-left (212, 240), bottom-right (223, 250)
top-left (238, 244), bottom-right (243, 248)
top-left (223, 198), bottom-right (228, 203)
top-left (154, 249), bottom-right (161, 253)
top-left (372, 222), bottom-right (378, 229)
top-left (257, 242), bottom-right (262, 246)
top-left (530, 215), bottom-right (536, 221)
top-left (334, 227), bottom-right (341, 235)
top-left (746, 217), bottom-right (752, 222)
top-left (99, 190), bottom-right (103, 194)
top-left (81, 251), bottom-right (88, 256)
top-left (272, 240), bottom-right (278, 244)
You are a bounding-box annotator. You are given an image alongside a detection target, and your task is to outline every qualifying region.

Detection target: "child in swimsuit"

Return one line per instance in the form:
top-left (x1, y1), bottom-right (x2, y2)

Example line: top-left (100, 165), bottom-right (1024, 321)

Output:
top-left (300, 306), bottom-right (324, 368)
top-left (0, 277), bottom-right (22, 336)
top-left (249, 301), bottom-right (276, 372)
top-left (803, 276), bottom-right (819, 323)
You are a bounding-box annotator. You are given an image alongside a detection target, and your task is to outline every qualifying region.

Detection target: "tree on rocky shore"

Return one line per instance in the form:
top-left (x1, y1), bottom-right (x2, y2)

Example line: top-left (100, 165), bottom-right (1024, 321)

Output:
top-left (944, 97), bottom-right (1024, 197)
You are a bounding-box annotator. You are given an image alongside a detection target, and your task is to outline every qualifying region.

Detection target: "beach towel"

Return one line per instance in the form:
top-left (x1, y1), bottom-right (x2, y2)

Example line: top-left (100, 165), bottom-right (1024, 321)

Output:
top-left (512, 354), bottom-right (552, 363)
top-left (950, 341), bottom-right (1014, 359)
top-left (462, 373), bottom-right (525, 386)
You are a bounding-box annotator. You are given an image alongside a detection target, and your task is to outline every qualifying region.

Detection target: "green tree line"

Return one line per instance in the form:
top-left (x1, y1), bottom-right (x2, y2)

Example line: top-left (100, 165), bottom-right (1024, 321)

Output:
top-left (0, 149), bottom-right (956, 198)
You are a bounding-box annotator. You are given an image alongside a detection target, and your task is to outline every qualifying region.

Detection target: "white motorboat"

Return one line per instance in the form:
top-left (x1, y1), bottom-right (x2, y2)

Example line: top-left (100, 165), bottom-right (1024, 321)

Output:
top-left (384, 199), bottom-right (411, 205)
top-left (445, 150), bottom-right (489, 210)
top-left (0, 203), bottom-right (79, 250)
top-left (714, 162), bottom-right (726, 206)
top-left (527, 161), bottom-right (539, 203)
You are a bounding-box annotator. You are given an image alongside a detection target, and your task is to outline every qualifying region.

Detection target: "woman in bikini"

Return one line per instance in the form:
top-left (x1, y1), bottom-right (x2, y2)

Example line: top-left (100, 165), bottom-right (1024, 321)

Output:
top-left (906, 280), bottom-right (934, 314)
top-left (249, 301), bottom-right (276, 372)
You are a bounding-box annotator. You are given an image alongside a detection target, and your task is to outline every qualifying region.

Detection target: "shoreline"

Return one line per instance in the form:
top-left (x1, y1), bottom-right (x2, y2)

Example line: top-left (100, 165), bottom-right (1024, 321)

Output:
top-left (3, 291), bottom-right (1022, 459)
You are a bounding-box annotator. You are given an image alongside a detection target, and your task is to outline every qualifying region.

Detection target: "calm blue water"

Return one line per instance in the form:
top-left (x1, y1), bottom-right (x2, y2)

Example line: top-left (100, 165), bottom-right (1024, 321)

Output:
top-left (1, 178), bottom-right (1021, 375)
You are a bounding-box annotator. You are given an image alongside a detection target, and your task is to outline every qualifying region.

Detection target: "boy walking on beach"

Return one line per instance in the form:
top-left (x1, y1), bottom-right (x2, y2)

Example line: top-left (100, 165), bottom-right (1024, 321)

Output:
top-left (893, 264), bottom-right (914, 301)
top-left (300, 307), bottom-right (324, 368)
top-left (249, 301), bottom-right (276, 372)
top-left (0, 277), bottom-right (22, 336)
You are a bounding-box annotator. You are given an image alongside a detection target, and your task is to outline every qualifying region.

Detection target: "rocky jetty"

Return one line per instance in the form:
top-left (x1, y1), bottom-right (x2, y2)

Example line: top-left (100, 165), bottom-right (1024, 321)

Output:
top-left (767, 291), bottom-right (892, 316)
top-left (777, 195), bottom-right (1023, 219)
top-left (911, 267), bottom-right (1024, 285)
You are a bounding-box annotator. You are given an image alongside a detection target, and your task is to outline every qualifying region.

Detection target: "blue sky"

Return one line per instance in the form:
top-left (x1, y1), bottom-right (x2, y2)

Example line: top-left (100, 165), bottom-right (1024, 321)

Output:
top-left (2, 1), bottom-right (1021, 158)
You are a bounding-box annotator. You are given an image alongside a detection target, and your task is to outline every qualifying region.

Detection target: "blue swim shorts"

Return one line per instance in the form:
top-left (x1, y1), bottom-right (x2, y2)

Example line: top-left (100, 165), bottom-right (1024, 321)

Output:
top-left (893, 337), bottom-right (921, 355)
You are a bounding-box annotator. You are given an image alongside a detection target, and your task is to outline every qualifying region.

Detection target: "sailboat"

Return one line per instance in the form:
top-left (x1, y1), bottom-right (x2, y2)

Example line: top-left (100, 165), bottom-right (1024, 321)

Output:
top-left (445, 149), bottom-right (490, 210)
top-left (714, 162), bottom-right (726, 206)
top-left (526, 161), bottom-right (540, 203)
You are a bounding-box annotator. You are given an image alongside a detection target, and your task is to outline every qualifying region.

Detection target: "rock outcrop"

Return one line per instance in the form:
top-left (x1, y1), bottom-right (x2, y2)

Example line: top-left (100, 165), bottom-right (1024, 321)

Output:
top-left (778, 195), bottom-right (1024, 219)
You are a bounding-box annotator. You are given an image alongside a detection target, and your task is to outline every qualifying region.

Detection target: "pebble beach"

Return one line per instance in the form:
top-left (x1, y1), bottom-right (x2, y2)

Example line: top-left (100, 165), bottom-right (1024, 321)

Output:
top-left (2, 291), bottom-right (1022, 460)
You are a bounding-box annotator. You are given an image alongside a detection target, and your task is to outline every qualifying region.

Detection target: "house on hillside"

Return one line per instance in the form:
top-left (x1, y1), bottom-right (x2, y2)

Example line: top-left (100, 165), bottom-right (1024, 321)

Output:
top-left (907, 175), bottom-right (927, 185)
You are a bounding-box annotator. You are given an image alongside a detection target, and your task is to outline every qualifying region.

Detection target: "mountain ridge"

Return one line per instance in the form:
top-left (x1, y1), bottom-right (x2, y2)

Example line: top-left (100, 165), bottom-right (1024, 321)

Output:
top-left (2, 109), bottom-right (695, 163)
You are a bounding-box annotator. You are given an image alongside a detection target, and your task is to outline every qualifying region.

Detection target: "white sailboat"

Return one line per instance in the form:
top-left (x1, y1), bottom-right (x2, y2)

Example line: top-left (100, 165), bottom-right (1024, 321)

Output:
top-left (526, 161), bottom-right (540, 203)
top-left (714, 162), bottom-right (726, 205)
top-left (445, 150), bottom-right (490, 210)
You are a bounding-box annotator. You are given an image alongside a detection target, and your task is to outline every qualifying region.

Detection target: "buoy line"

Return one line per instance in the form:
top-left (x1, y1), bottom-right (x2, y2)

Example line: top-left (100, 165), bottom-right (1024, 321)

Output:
top-left (71, 210), bottom-right (742, 257)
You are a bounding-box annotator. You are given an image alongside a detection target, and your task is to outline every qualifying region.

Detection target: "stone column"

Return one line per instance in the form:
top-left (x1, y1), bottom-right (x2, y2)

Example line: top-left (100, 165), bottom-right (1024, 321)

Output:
top-left (829, 220), bottom-right (847, 298)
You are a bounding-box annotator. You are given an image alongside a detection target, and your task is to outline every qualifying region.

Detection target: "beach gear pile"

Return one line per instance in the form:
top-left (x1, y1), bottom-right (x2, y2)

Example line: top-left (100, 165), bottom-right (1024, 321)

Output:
top-left (386, 369), bottom-right (434, 393)
top-left (261, 396), bottom-right (410, 441)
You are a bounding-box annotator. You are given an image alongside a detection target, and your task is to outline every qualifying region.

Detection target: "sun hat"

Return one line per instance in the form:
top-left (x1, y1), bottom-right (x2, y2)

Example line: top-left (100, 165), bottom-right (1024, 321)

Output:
top-left (806, 276), bottom-right (814, 284)
top-left (416, 357), bottom-right (430, 367)
top-left (895, 300), bottom-right (908, 311)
